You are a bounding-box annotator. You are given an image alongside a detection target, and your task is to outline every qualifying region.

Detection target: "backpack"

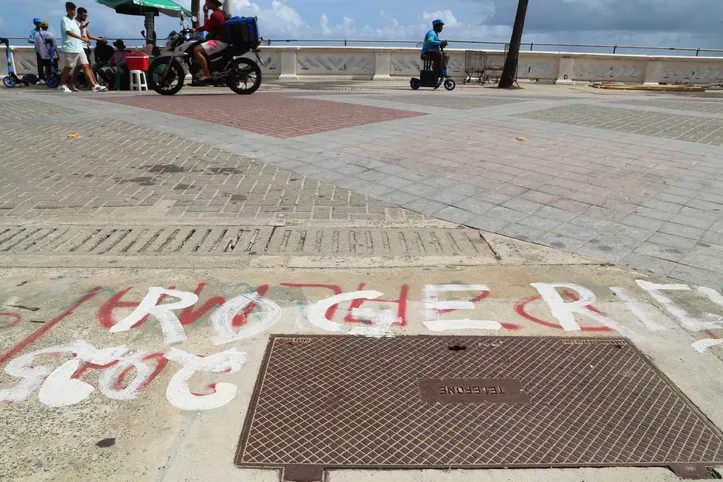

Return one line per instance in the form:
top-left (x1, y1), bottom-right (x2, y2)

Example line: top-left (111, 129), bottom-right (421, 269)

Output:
top-left (225, 16), bottom-right (260, 54)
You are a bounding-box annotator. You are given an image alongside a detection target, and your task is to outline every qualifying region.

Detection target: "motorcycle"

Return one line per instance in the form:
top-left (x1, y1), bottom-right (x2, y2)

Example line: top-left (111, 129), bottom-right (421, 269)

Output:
top-left (148, 14), bottom-right (262, 96)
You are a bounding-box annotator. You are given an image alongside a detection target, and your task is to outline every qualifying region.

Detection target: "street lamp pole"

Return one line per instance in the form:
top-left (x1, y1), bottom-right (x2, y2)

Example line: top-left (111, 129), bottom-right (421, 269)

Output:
top-left (499, 0), bottom-right (529, 88)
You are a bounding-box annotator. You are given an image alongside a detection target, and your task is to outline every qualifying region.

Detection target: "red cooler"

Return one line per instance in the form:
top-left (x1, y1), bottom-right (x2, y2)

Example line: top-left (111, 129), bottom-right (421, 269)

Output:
top-left (126, 52), bottom-right (149, 71)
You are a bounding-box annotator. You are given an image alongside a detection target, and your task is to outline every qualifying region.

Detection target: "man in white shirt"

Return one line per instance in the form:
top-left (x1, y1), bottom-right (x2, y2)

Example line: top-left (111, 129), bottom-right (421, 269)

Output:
top-left (58, 2), bottom-right (106, 92)
top-left (72, 7), bottom-right (107, 87)
top-left (34, 21), bottom-right (57, 82)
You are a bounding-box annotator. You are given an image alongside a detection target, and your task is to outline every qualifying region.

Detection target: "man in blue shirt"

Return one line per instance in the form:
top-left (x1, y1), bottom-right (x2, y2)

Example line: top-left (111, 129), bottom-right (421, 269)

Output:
top-left (421, 19), bottom-right (449, 77)
top-left (28, 18), bottom-right (45, 81)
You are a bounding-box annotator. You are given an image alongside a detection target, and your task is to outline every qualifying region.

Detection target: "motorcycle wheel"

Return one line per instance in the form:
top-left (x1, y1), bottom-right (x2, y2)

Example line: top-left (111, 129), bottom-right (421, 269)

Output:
top-left (227, 58), bottom-right (262, 95)
top-left (46, 74), bottom-right (60, 89)
top-left (410, 79), bottom-right (421, 90)
top-left (148, 58), bottom-right (185, 96)
top-left (3, 76), bottom-right (16, 88)
top-left (444, 79), bottom-right (456, 91)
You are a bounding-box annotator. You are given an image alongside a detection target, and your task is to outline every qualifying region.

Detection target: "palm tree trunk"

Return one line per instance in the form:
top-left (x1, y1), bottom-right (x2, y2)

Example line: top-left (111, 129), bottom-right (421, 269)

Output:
top-left (191, 0), bottom-right (201, 28)
top-left (498, 0), bottom-right (529, 88)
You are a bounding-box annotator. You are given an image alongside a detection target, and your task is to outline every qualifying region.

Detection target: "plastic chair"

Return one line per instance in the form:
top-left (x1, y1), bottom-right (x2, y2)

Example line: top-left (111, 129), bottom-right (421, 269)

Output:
top-left (130, 70), bottom-right (148, 91)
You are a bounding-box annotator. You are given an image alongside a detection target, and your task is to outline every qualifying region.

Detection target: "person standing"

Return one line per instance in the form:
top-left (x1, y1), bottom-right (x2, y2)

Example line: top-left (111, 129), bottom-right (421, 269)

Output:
top-left (58, 2), bottom-right (107, 93)
top-left (34, 21), bottom-right (57, 82)
top-left (28, 18), bottom-right (44, 81)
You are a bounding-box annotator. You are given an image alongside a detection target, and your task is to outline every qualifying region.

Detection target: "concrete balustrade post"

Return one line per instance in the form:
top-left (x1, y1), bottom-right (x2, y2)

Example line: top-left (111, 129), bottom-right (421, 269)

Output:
top-left (643, 59), bottom-right (663, 85)
top-left (372, 52), bottom-right (392, 80)
top-left (278, 50), bottom-right (298, 80)
top-left (556, 56), bottom-right (575, 84)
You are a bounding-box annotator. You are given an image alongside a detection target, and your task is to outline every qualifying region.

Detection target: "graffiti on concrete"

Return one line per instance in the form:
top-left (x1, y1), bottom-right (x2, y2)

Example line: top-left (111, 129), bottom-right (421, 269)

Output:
top-left (0, 279), bottom-right (721, 411)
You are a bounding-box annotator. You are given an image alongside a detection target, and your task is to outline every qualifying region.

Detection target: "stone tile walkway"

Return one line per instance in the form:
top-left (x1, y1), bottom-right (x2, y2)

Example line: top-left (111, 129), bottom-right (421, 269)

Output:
top-left (0, 108), bottom-right (419, 223)
top-left (3, 87), bottom-right (723, 286)
top-left (104, 93), bottom-right (424, 138)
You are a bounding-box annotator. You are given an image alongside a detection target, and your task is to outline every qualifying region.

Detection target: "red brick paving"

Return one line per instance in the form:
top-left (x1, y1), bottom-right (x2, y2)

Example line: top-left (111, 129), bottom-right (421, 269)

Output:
top-left (102, 93), bottom-right (425, 138)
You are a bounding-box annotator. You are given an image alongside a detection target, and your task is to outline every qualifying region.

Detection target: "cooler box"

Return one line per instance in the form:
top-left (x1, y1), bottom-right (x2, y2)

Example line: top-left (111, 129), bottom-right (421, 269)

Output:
top-left (126, 52), bottom-right (149, 71)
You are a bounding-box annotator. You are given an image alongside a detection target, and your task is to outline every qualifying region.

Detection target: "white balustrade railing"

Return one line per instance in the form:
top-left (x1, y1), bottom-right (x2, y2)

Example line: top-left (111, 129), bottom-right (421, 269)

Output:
top-left (2, 45), bottom-right (722, 85)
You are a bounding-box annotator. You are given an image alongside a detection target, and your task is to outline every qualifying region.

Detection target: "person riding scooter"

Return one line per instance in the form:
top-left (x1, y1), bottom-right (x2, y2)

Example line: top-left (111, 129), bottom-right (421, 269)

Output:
top-left (421, 19), bottom-right (450, 78)
top-left (191, 0), bottom-right (228, 83)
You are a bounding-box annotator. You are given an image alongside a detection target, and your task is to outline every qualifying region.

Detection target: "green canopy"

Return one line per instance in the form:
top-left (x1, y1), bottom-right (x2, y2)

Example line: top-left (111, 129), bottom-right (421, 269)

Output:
top-left (96, 0), bottom-right (191, 17)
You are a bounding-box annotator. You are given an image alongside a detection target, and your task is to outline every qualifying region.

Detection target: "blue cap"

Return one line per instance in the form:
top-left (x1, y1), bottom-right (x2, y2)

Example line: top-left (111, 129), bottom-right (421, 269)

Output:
top-left (432, 19), bottom-right (444, 26)
top-left (33, 18), bottom-right (42, 24)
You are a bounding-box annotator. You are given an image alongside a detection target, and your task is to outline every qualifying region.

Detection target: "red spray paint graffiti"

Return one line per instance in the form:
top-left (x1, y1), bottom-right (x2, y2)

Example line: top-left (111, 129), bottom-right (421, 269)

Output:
top-left (514, 289), bottom-right (611, 332)
top-left (98, 283), bottom-right (269, 331)
top-left (0, 312), bottom-right (22, 329)
top-left (0, 287), bottom-right (103, 366)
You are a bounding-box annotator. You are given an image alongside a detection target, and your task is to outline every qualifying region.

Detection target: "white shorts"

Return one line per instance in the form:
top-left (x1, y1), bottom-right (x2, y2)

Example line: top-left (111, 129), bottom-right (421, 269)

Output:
top-left (62, 51), bottom-right (89, 70)
top-left (201, 40), bottom-right (228, 56)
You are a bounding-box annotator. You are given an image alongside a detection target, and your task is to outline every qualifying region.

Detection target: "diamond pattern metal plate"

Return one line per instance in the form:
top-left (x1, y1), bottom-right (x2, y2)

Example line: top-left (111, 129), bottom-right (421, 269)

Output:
top-left (235, 336), bottom-right (723, 481)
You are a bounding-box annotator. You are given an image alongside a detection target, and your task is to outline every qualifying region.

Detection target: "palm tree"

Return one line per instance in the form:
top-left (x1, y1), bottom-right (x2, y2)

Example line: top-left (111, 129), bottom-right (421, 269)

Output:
top-left (499, 0), bottom-right (529, 88)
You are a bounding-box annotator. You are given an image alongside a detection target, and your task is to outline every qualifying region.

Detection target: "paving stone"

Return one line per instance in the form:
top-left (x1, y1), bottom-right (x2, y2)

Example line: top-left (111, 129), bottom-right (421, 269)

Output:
top-left (420, 177), bottom-right (460, 189)
top-left (536, 233), bottom-right (588, 251)
top-left (454, 197), bottom-right (496, 215)
top-left (502, 198), bottom-right (546, 214)
top-left (517, 215), bottom-right (563, 233)
top-left (552, 223), bottom-right (602, 242)
top-left (659, 222), bottom-right (706, 240)
top-left (472, 191), bottom-right (514, 205)
top-left (355, 184), bottom-right (396, 198)
top-left (378, 191), bottom-right (420, 205)
top-left (634, 242), bottom-right (688, 262)
top-left (569, 215), bottom-right (613, 231)
top-left (536, 205), bottom-right (578, 222)
top-left (434, 206), bottom-right (477, 225)
top-left (486, 206), bottom-right (528, 223)
top-left (400, 183), bottom-right (437, 197)
top-left (427, 190), bottom-right (471, 205)
top-left (668, 214), bottom-right (715, 230)
top-left (680, 246), bottom-right (723, 273)
top-left (701, 231), bottom-right (723, 247)
top-left (620, 214), bottom-right (665, 232)
top-left (466, 216), bottom-right (510, 232)
top-left (647, 232), bottom-right (700, 251)
top-left (497, 223), bottom-right (546, 242)
top-left (621, 253), bottom-right (677, 277)
top-left (669, 264), bottom-right (723, 287)
top-left (402, 199), bottom-right (448, 216)
top-left (632, 206), bottom-right (673, 222)
top-left (518, 190), bottom-right (560, 205)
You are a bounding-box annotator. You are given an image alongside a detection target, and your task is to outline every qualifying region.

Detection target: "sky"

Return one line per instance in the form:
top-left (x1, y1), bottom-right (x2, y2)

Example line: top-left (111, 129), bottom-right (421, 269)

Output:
top-left (3, 0), bottom-right (722, 53)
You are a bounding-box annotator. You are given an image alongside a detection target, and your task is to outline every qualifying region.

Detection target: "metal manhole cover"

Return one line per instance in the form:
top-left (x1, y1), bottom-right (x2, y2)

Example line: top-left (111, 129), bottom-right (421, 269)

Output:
top-left (236, 336), bottom-right (723, 481)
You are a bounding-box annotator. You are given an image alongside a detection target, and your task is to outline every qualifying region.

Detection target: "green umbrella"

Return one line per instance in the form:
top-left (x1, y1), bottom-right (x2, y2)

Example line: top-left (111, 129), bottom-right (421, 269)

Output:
top-left (96, 0), bottom-right (191, 18)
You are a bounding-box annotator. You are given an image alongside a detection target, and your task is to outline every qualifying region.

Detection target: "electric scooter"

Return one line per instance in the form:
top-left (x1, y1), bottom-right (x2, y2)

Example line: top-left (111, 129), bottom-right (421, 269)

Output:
top-left (1, 38), bottom-right (39, 88)
top-left (410, 46), bottom-right (456, 91)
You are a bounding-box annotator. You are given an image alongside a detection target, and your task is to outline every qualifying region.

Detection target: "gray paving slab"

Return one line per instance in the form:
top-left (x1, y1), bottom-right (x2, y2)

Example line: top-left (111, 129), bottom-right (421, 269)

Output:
top-left (8, 89), bottom-right (723, 286)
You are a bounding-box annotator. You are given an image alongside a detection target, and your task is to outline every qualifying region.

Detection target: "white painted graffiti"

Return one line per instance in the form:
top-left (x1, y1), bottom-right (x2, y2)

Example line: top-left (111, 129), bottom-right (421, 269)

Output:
top-left (0, 340), bottom-right (244, 411)
top-left (1, 280), bottom-right (721, 411)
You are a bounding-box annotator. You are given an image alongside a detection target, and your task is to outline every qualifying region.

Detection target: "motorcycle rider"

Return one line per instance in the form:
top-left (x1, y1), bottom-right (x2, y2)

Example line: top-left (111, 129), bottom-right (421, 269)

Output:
top-left (421, 19), bottom-right (449, 78)
top-left (191, 0), bottom-right (228, 82)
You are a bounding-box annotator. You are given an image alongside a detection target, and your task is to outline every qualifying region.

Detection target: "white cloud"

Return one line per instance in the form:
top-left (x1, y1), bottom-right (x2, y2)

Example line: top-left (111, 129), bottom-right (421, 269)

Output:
top-left (318, 9), bottom-right (511, 44)
top-left (320, 14), bottom-right (355, 37)
top-left (421, 10), bottom-right (459, 28)
top-left (234, 0), bottom-right (310, 37)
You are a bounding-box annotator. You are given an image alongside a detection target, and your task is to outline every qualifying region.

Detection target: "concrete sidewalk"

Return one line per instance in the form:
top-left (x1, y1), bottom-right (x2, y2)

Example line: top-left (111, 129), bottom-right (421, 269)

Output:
top-left (3, 84), bottom-right (722, 286)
